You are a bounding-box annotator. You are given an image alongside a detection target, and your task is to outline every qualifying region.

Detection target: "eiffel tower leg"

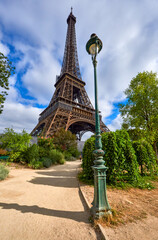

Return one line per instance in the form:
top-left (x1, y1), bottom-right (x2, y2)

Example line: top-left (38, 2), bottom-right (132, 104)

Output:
top-left (31, 120), bottom-right (46, 136)
top-left (45, 110), bottom-right (71, 137)
top-left (65, 112), bottom-right (72, 131)
top-left (44, 110), bottom-right (59, 137)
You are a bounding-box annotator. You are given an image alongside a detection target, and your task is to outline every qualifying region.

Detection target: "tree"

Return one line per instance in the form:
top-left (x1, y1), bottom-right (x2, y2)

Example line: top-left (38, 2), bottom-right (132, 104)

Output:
top-left (53, 128), bottom-right (77, 152)
top-left (119, 71), bottom-right (158, 156)
top-left (0, 52), bottom-right (15, 114)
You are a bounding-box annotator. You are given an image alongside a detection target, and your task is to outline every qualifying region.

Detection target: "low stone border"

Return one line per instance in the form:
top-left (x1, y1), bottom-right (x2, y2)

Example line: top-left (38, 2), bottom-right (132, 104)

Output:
top-left (78, 184), bottom-right (109, 240)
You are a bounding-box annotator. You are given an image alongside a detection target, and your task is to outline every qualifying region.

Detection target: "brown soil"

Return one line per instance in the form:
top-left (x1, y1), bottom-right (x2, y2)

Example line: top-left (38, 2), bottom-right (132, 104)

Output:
top-left (80, 181), bottom-right (158, 240)
top-left (0, 161), bottom-right (30, 169)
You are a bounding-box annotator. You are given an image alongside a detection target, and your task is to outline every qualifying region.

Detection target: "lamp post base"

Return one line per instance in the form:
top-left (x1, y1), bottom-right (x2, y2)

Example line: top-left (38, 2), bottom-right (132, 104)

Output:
top-left (91, 166), bottom-right (111, 219)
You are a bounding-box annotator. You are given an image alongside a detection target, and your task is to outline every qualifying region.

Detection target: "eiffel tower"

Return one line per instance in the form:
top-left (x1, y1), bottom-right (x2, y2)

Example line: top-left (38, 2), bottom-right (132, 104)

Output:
top-left (31, 10), bottom-right (109, 140)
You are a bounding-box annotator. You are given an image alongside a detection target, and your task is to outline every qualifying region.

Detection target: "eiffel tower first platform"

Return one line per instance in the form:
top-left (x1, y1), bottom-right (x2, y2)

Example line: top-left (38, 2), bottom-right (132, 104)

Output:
top-left (31, 10), bottom-right (109, 140)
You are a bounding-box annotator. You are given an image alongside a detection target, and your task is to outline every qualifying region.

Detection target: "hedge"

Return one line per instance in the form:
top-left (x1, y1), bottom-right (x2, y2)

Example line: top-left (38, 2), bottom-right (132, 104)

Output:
top-left (82, 130), bottom-right (140, 185)
top-left (133, 140), bottom-right (157, 175)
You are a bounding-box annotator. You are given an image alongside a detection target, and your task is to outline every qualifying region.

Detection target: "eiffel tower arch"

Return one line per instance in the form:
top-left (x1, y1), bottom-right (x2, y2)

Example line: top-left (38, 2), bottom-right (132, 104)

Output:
top-left (31, 10), bottom-right (109, 140)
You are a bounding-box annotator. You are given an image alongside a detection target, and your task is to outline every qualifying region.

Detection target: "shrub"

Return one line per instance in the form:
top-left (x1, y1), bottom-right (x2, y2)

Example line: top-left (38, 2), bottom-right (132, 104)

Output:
top-left (40, 157), bottom-right (52, 168)
top-left (38, 146), bottom-right (49, 158)
top-left (49, 149), bottom-right (65, 164)
top-left (102, 131), bottom-right (120, 184)
top-left (68, 148), bottom-right (80, 158)
top-left (53, 128), bottom-right (77, 152)
top-left (82, 136), bottom-right (95, 180)
top-left (82, 130), bottom-right (140, 186)
top-left (58, 157), bottom-right (65, 164)
top-left (0, 149), bottom-right (8, 156)
top-left (0, 164), bottom-right (9, 180)
top-left (115, 130), bottom-right (139, 183)
top-left (64, 152), bottom-right (72, 161)
top-left (22, 144), bottom-right (39, 163)
top-left (38, 137), bottom-right (54, 151)
top-left (9, 152), bottom-right (21, 162)
top-left (133, 140), bottom-right (157, 175)
top-left (64, 152), bottom-right (77, 161)
top-left (0, 128), bottom-right (31, 162)
top-left (38, 138), bottom-right (54, 159)
top-left (28, 159), bottom-right (43, 169)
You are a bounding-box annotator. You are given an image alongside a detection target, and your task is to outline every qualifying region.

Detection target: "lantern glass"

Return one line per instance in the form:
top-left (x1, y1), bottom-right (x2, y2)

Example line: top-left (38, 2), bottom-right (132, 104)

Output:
top-left (86, 34), bottom-right (102, 56)
top-left (89, 43), bottom-right (97, 55)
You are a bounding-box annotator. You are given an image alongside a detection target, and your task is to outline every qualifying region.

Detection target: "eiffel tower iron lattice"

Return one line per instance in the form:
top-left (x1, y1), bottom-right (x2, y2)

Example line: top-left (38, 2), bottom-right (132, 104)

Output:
top-left (31, 10), bottom-right (109, 140)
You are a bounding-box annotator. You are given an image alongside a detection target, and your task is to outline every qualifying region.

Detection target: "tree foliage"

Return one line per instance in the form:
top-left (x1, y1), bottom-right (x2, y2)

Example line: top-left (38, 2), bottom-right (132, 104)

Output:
top-left (0, 128), bottom-right (66, 169)
top-left (53, 128), bottom-right (78, 152)
top-left (133, 140), bottom-right (157, 175)
top-left (119, 71), bottom-right (158, 155)
top-left (22, 143), bottom-right (39, 163)
top-left (38, 137), bottom-right (54, 158)
top-left (0, 128), bottom-right (31, 162)
top-left (0, 52), bottom-right (15, 114)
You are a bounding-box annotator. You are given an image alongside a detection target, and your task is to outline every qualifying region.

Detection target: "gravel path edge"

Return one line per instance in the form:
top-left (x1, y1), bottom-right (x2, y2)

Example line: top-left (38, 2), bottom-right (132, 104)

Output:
top-left (77, 166), bottom-right (109, 240)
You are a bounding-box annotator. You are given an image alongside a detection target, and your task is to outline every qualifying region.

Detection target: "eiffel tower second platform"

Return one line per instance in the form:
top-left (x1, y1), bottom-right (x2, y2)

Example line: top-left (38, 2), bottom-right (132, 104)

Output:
top-left (31, 10), bottom-right (109, 140)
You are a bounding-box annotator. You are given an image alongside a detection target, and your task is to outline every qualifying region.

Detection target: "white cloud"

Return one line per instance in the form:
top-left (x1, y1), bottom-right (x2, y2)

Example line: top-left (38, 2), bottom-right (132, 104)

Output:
top-left (107, 114), bottom-right (123, 132)
top-left (0, 42), bottom-right (9, 56)
top-left (99, 99), bottom-right (113, 119)
top-left (21, 47), bottom-right (61, 105)
top-left (0, 102), bottom-right (43, 133)
top-left (0, 73), bottom-right (44, 133)
top-left (82, 131), bottom-right (93, 141)
top-left (0, 29), bottom-right (10, 55)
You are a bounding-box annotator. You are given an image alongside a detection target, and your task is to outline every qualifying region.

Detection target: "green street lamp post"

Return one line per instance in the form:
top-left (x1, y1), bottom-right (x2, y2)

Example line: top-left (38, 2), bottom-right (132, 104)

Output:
top-left (86, 34), bottom-right (111, 218)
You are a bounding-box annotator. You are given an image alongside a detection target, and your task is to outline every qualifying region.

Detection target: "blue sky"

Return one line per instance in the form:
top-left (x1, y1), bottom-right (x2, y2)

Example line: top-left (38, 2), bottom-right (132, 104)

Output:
top-left (0, 0), bottom-right (158, 140)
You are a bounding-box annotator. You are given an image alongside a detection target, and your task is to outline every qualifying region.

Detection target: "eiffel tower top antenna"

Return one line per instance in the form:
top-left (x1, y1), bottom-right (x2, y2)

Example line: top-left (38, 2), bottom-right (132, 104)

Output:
top-left (60, 9), bottom-right (82, 80)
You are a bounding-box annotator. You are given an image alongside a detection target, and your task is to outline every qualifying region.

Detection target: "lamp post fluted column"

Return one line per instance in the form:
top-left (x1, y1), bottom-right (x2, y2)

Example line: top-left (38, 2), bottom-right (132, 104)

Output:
top-left (86, 34), bottom-right (111, 218)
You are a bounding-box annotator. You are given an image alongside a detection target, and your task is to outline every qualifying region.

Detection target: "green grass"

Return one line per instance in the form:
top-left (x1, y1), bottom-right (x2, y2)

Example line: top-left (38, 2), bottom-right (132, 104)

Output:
top-left (78, 171), bottom-right (158, 190)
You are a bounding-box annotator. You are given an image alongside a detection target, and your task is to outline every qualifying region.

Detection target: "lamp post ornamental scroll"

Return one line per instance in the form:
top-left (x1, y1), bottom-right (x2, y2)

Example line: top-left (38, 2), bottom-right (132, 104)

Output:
top-left (86, 33), bottom-right (111, 218)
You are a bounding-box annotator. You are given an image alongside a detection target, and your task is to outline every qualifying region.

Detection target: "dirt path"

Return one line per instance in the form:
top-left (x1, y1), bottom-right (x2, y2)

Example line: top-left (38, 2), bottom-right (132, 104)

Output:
top-left (0, 161), bottom-right (100, 240)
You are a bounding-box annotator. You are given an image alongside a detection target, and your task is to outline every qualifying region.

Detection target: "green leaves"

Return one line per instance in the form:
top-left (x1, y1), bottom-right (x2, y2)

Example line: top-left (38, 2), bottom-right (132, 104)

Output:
top-left (53, 128), bottom-right (78, 153)
top-left (0, 128), bottom-right (32, 162)
top-left (0, 164), bottom-right (9, 180)
top-left (82, 136), bottom-right (95, 179)
top-left (120, 71), bottom-right (158, 156)
top-left (133, 140), bottom-right (157, 175)
top-left (0, 52), bottom-right (15, 114)
top-left (82, 130), bottom-right (157, 188)
top-left (82, 130), bottom-right (140, 185)
top-left (120, 71), bottom-right (158, 131)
